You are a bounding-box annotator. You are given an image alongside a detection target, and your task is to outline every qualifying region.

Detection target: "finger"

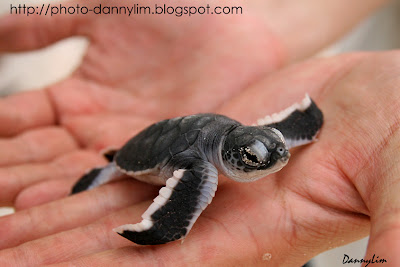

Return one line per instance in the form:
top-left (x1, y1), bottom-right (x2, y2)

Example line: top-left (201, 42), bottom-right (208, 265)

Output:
top-left (8, 150), bottom-right (107, 209)
top-left (62, 114), bottom-right (152, 151)
top-left (0, 90), bottom-right (56, 137)
top-left (46, 79), bottom-right (156, 119)
top-left (15, 179), bottom-right (78, 210)
top-left (359, 129), bottom-right (400, 265)
top-left (0, 5), bottom-right (88, 52)
top-left (0, 203), bottom-right (147, 266)
top-left (0, 127), bottom-right (77, 167)
top-left (0, 150), bottom-right (96, 206)
top-left (0, 179), bottom-right (158, 250)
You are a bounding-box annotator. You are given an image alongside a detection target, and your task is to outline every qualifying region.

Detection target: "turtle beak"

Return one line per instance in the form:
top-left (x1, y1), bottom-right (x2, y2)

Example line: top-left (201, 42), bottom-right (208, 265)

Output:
top-left (266, 150), bottom-right (290, 175)
top-left (282, 150), bottom-right (290, 161)
top-left (281, 151), bottom-right (290, 163)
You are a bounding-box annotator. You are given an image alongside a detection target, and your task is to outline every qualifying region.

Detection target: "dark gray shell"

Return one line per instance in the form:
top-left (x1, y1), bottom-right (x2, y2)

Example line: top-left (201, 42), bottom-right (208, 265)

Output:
top-left (114, 114), bottom-right (240, 173)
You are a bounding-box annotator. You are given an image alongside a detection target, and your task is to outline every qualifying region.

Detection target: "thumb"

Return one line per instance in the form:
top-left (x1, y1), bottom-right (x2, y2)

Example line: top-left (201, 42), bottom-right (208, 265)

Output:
top-left (0, 2), bottom-right (89, 52)
top-left (360, 130), bottom-right (400, 266)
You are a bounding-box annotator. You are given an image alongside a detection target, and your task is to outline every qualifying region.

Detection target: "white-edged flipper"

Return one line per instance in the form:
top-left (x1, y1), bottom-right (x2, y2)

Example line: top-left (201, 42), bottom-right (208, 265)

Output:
top-left (70, 162), bottom-right (123, 194)
top-left (113, 160), bottom-right (218, 245)
top-left (257, 94), bottom-right (323, 149)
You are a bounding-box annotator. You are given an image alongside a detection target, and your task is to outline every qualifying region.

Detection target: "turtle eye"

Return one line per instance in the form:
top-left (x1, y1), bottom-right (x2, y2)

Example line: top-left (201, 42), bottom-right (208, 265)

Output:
top-left (239, 140), bottom-right (268, 167)
top-left (240, 147), bottom-right (260, 166)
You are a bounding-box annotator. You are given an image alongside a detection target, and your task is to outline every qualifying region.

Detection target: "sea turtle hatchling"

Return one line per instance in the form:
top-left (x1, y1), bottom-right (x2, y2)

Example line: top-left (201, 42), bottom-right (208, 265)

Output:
top-left (71, 94), bottom-right (323, 245)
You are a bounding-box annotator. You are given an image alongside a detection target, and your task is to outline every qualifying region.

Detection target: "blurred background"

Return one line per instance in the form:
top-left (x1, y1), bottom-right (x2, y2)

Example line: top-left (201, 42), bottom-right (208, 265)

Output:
top-left (0, 0), bottom-right (399, 266)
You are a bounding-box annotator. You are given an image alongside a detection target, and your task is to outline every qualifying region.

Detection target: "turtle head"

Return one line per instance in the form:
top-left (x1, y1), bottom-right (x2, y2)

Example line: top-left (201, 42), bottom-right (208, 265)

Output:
top-left (220, 126), bottom-right (290, 182)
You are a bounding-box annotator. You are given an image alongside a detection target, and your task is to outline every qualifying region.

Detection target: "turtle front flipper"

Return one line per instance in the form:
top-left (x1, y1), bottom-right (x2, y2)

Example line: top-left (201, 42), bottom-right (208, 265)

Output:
top-left (70, 162), bottom-right (123, 195)
top-left (257, 94), bottom-right (323, 149)
top-left (113, 159), bottom-right (218, 245)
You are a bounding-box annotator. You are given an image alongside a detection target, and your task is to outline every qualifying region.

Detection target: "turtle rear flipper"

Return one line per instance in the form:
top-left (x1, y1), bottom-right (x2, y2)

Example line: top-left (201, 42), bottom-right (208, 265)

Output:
top-left (113, 159), bottom-right (218, 245)
top-left (101, 147), bottom-right (119, 162)
top-left (257, 94), bottom-right (323, 149)
top-left (70, 162), bottom-right (123, 195)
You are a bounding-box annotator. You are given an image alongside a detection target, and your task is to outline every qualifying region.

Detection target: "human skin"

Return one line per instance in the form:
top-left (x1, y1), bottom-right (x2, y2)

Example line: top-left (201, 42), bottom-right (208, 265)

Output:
top-left (0, 0), bottom-right (399, 266)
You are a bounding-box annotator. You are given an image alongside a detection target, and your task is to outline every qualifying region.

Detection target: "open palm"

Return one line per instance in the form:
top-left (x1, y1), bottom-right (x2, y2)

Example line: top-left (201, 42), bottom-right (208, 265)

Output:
top-left (1, 0), bottom-right (399, 266)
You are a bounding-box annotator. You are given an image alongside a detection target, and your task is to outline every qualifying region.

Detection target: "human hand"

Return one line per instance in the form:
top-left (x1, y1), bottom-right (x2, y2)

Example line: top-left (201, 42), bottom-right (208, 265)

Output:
top-left (1, 0), bottom-right (398, 266)
top-left (1, 50), bottom-right (399, 266)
